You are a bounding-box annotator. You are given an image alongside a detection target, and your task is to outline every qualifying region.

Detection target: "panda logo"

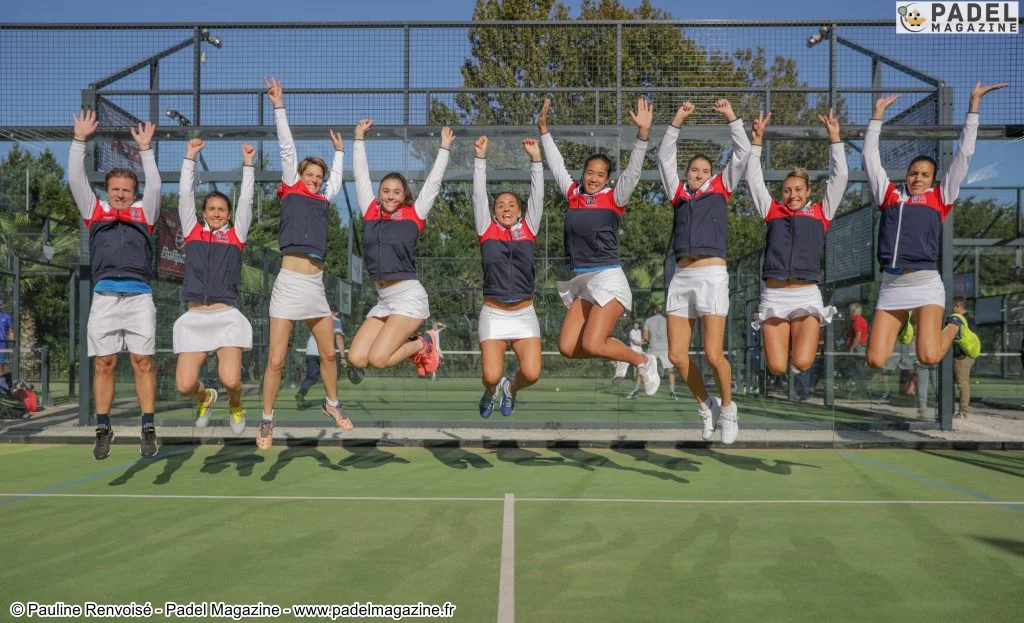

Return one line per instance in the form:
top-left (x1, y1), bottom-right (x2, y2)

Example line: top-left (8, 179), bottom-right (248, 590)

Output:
top-left (898, 5), bottom-right (928, 32)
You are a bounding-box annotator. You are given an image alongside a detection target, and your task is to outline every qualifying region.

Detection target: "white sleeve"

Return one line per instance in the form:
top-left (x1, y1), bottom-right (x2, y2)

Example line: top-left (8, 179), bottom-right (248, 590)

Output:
top-left (524, 160), bottom-right (545, 235)
top-left (68, 140), bottom-right (98, 219)
top-left (413, 147), bottom-right (450, 221)
top-left (721, 118), bottom-right (752, 192)
top-left (352, 140), bottom-right (374, 216)
top-left (235, 165), bottom-right (255, 243)
top-left (323, 150), bottom-right (344, 202)
top-left (940, 112), bottom-right (979, 206)
top-left (275, 107), bottom-right (299, 186)
top-left (821, 142), bottom-right (849, 221)
top-left (178, 157), bottom-right (199, 236)
top-left (472, 157), bottom-right (491, 237)
top-left (540, 132), bottom-right (575, 197)
top-left (744, 145), bottom-right (773, 219)
top-left (612, 137), bottom-right (649, 207)
top-left (657, 125), bottom-right (682, 200)
top-left (862, 119), bottom-right (890, 204)
top-left (138, 148), bottom-right (161, 225)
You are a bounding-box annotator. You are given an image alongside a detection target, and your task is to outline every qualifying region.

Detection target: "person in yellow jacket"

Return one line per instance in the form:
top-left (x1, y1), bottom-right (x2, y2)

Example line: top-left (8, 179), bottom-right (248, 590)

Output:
top-left (949, 296), bottom-right (981, 418)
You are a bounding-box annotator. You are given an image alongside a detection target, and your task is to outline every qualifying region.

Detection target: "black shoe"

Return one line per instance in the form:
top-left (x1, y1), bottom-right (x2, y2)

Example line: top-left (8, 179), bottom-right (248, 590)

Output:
top-left (295, 392), bottom-right (307, 409)
top-left (93, 427), bottom-right (114, 460)
top-left (140, 426), bottom-right (159, 458)
top-left (347, 365), bottom-right (365, 385)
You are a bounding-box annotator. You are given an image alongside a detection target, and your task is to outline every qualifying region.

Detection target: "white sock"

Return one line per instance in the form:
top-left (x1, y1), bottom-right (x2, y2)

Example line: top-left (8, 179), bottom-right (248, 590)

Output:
top-left (326, 398), bottom-right (339, 407)
top-left (262, 412), bottom-right (274, 423)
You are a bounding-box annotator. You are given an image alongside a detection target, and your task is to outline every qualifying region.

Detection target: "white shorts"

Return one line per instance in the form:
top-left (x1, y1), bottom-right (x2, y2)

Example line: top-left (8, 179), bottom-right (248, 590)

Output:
top-left (666, 265), bottom-right (729, 318)
top-left (876, 270), bottom-right (945, 311)
top-left (367, 279), bottom-right (430, 320)
top-left (753, 284), bottom-right (837, 330)
top-left (88, 292), bottom-right (156, 357)
top-left (557, 266), bottom-right (632, 311)
top-left (648, 349), bottom-right (670, 371)
top-left (269, 268), bottom-right (331, 320)
top-left (478, 304), bottom-right (541, 342)
top-left (173, 307), bottom-right (253, 353)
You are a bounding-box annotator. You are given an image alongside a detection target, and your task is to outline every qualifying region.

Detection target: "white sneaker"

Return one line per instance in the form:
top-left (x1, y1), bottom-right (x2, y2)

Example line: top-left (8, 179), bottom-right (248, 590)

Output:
top-left (719, 401), bottom-right (739, 445)
top-left (195, 388), bottom-right (218, 428)
top-left (638, 354), bottom-right (661, 396)
top-left (699, 396), bottom-right (719, 441)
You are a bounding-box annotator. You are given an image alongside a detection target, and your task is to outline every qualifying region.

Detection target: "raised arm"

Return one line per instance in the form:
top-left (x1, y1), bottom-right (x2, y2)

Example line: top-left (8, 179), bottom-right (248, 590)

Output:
top-left (413, 127), bottom-right (453, 221)
top-left (236, 144), bottom-right (256, 243)
top-left (266, 77), bottom-right (298, 186)
top-left (657, 101), bottom-right (694, 198)
top-left (745, 111), bottom-right (774, 219)
top-left (537, 99), bottom-right (574, 197)
top-left (69, 109), bottom-right (99, 219)
top-left (864, 95), bottom-right (899, 203)
top-left (323, 129), bottom-right (345, 202)
top-left (131, 122), bottom-right (160, 224)
top-left (523, 138), bottom-right (544, 235)
top-left (352, 119), bottom-right (376, 215)
top-left (472, 136), bottom-right (492, 236)
top-left (714, 99), bottom-right (750, 192)
top-left (613, 98), bottom-right (652, 206)
top-left (941, 82), bottom-right (1007, 204)
top-left (819, 109), bottom-right (849, 221)
top-left (179, 138), bottom-right (203, 236)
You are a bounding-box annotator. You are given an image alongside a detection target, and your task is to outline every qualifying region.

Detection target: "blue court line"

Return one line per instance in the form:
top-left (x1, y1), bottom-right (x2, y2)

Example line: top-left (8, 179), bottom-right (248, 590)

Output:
top-left (839, 451), bottom-right (1024, 513)
top-left (0, 445), bottom-right (195, 508)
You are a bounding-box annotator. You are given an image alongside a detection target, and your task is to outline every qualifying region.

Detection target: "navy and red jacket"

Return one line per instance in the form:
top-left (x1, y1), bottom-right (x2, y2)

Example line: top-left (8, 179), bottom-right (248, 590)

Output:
top-left (746, 142), bottom-right (848, 283)
top-left (473, 158), bottom-right (544, 302)
top-left (864, 113), bottom-right (978, 272)
top-left (541, 132), bottom-right (648, 271)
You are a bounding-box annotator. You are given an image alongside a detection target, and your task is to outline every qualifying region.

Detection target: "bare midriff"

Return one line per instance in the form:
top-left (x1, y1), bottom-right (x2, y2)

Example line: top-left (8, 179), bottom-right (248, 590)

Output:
top-left (483, 297), bottom-right (534, 311)
top-left (765, 277), bottom-right (816, 289)
top-left (187, 302), bottom-right (230, 311)
top-left (676, 255), bottom-right (727, 269)
top-left (375, 279), bottom-right (405, 289)
top-left (282, 253), bottom-right (323, 275)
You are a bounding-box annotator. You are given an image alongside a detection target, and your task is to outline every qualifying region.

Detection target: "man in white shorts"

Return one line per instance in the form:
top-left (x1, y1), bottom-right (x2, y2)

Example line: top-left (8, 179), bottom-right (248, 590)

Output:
top-left (644, 306), bottom-right (676, 399)
top-left (70, 109), bottom-right (160, 460)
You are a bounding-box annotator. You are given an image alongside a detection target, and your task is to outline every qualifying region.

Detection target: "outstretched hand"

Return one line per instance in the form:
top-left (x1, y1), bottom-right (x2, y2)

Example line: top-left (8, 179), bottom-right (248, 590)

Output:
top-left (264, 76), bottom-right (284, 108)
top-left (712, 99), bottom-right (737, 122)
top-left (969, 81), bottom-right (1008, 113)
top-left (72, 109), bottom-right (99, 142)
top-left (537, 98), bottom-right (551, 134)
top-left (523, 138), bottom-right (541, 162)
top-left (872, 94), bottom-right (900, 120)
top-left (241, 144), bottom-right (256, 167)
top-left (671, 101), bottom-right (695, 127)
top-left (185, 138), bottom-right (205, 160)
top-left (474, 135), bottom-right (488, 159)
top-left (817, 108), bottom-right (841, 143)
top-left (354, 119), bottom-right (374, 140)
top-left (329, 129), bottom-right (344, 151)
top-left (629, 98), bottom-right (653, 139)
top-left (440, 126), bottom-right (455, 149)
top-left (751, 111), bottom-right (772, 146)
top-left (130, 121), bottom-right (155, 150)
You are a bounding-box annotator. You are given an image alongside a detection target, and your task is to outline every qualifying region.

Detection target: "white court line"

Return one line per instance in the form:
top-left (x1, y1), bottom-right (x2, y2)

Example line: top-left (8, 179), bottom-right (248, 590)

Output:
top-left (498, 493), bottom-right (515, 623)
top-left (0, 493), bottom-right (1022, 505)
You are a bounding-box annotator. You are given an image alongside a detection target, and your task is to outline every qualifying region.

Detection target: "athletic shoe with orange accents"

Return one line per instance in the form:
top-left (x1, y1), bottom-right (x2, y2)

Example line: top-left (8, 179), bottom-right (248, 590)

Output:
top-left (256, 417), bottom-right (275, 450)
top-left (322, 399), bottom-right (354, 431)
top-left (411, 333), bottom-right (440, 376)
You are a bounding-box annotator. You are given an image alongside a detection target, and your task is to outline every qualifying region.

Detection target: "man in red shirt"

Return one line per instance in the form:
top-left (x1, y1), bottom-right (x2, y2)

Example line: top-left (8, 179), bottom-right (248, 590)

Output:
top-left (844, 302), bottom-right (871, 397)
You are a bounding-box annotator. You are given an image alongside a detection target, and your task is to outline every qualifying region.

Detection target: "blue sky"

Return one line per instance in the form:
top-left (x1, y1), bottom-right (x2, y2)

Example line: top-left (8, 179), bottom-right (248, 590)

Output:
top-left (2, 0), bottom-right (905, 22)
top-left (1, 0), bottom-right (1020, 202)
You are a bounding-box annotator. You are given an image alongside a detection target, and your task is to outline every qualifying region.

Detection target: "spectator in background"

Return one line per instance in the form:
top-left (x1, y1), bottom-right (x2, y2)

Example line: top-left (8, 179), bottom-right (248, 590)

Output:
top-left (845, 302), bottom-right (871, 397)
top-left (644, 305), bottom-right (676, 399)
top-left (297, 306), bottom-right (346, 406)
top-left (331, 305), bottom-right (345, 373)
top-left (626, 321), bottom-right (645, 399)
top-left (0, 299), bottom-right (13, 391)
top-left (950, 296), bottom-right (981, 418)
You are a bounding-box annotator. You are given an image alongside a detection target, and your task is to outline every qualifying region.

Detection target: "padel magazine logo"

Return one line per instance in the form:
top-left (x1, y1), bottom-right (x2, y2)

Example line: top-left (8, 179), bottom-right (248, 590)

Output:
top-left (897, 2), bottom-right (1019, 33)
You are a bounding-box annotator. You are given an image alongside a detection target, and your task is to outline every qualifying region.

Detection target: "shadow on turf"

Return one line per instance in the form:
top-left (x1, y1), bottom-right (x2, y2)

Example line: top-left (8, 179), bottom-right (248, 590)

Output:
top-left (425, 442), bottom-right (493, 469)
top-left (975, 537), bottom-right (1024, 558)
top-left (918, 449), bottom-right (1024, 479)
top-left (201, 441), bottom-right (266, 477)
top-left (684, 448), bottom-right (821, 474)
top-left (549, 446), bottom-right (689, 483)
top-left (108, 444), bottom-right (198, 486)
